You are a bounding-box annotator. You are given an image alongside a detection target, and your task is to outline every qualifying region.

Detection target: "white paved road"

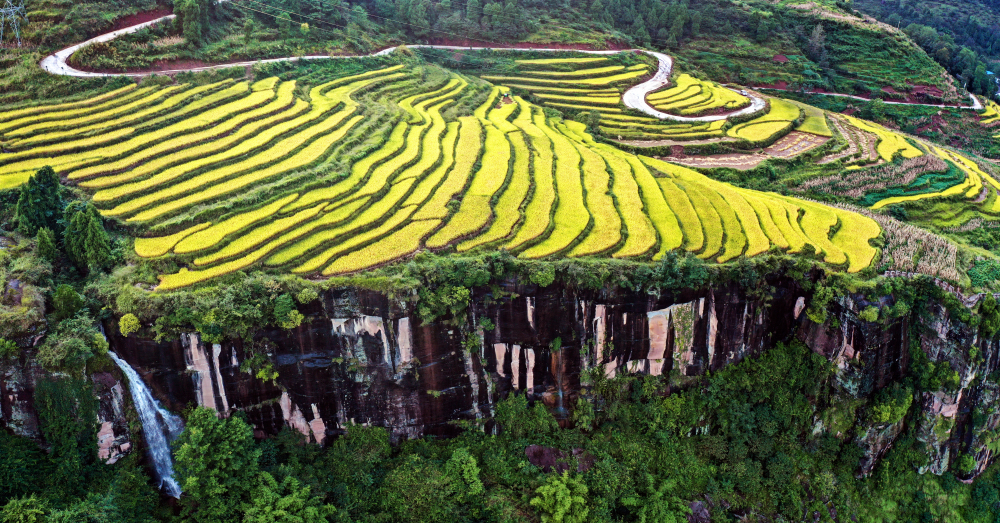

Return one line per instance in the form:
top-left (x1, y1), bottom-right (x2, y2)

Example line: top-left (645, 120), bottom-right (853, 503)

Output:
top-left (38, 19), bottom-right (768, 123)
top-left (40, 14), bottom-right (978, 119)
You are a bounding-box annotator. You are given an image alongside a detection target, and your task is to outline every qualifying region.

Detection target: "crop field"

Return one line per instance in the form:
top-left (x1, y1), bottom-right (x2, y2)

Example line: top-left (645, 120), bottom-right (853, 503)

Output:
top-left (647, 74), bottom-right (751, 116)
top-left (980, 99), bottom-right (1000, 126)
top-left (0, 59), bottom-right (905, 290)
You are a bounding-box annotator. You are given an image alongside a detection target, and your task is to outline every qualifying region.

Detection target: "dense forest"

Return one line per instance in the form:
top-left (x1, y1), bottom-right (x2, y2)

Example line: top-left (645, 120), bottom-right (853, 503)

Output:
top-left (853, 0), bottom-right (999, 97)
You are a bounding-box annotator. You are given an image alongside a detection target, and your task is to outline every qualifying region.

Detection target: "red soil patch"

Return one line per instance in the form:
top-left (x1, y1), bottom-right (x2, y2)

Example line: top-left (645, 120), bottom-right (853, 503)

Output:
top-left (525, 445), bottom-right (594, 473)
top-left (108, 8), bottom-right (173, 33)
top-left (772, 54), bottom-right (789, 63)
top-left (755, 80), bottom-right (789, 90)
top-left (77, 58), bottom-right (256, 75)
top-left (425, 37), bottom-right (630, 51)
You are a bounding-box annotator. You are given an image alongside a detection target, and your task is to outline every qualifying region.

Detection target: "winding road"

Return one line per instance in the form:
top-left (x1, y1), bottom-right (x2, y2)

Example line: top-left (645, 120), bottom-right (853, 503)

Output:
top-left (38, 13), bottom-right (767, 123)
top-left (38, 9), bottom-right (983, 119)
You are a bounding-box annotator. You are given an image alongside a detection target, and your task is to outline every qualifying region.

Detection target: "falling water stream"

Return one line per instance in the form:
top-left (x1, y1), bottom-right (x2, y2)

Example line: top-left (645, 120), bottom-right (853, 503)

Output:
top-left (108, 352), bottom-right (184, 498)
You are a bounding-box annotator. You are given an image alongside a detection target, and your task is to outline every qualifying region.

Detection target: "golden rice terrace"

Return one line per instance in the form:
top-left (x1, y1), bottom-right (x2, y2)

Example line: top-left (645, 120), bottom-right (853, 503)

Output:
top-left (7, 54), bottom-right (997, 290)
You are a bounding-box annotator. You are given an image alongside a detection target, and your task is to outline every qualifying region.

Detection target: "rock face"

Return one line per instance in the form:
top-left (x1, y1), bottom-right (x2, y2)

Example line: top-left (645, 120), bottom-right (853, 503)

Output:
top-left (0, 351), bottom-right (133, 462)
top-left (4, 276), bottom-right (1000, 478)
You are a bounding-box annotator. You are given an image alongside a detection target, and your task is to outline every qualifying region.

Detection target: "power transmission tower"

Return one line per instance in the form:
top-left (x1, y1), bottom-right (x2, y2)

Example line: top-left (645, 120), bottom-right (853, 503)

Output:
top-left (0, 0), bottom-right (27, 48)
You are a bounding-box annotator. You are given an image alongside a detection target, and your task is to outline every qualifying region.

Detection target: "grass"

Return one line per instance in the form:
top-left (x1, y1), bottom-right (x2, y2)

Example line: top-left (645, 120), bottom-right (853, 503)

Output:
top-left (787, 100), bottom-right (833, 137)
top-left (655, 177), bottom-right (704, 253)
top-left (620, 154), bottom-right (683, 258)
top-left (704, 185), bottom-right (747, 263)
top-left (0, 83), bottom-right (249, 180)
top-left (730, 121), bottom-right (794, 142)
top-left (127, 114), bottom-right (364, 222)
top-left (285, 121), bottom-right (409, 214)
top-left (679, 180), bottom-right (725, 260)
top-left (287, 183), bottom-right (419, 273)
top-left (10, 82), bottom-right (228, 148)
top-left (0, 62), bottom-right (894, 287)
top-left (0, 84), bottom-right (147, 133)
top-left (533, 93), bottom-right (621, 106)
top-left (105, 74), bottom-right (396, 217)
top-left (506, 85), bottom-right (619, 95)
top-left (541, 102), bottom-right (623, 113)
top-left (593, 146), bottom-right (656, 258)
top-left (90, 98), bottom-right (318, 200)
top-left (3, 85), bottom-right (183, 140)
top-left (404, 121), bottom-right (460, 207)
top-left (488, 94), bottom-right (520, 132)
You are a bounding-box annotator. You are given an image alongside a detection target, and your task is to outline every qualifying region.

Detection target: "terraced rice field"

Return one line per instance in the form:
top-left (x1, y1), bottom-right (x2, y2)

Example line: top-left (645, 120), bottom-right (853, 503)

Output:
top-left (980, 99), bottom-right (1000, 126)
top-left (1, 61), bottom-right (889, 290)
top-left (647, 74), bottom-right (751, 116)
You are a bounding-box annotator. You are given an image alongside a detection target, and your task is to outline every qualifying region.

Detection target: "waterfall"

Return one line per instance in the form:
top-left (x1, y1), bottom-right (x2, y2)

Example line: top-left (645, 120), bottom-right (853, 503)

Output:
top-left (109, 352), bottom-right (184, 498)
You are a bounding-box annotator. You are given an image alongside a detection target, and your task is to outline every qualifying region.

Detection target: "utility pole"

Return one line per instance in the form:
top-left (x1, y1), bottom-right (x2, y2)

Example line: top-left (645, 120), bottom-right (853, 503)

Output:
top-left (0, 0), bottom-right (27, 48)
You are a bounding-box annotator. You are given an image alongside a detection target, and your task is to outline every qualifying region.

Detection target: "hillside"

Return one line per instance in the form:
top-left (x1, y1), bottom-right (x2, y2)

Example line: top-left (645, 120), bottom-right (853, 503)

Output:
top-left (3, 1), bottom-right (1000, 522)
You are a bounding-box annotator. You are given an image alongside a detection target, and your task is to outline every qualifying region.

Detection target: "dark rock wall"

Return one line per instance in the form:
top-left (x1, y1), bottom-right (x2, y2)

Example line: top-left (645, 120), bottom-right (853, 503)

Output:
top-left (4, 276), bottom-right (1000, 479)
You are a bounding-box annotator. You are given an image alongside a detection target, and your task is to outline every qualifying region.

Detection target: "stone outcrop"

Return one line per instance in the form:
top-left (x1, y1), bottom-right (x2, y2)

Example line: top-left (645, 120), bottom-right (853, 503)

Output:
top-left (4, 275), bottom-right (1000, 479)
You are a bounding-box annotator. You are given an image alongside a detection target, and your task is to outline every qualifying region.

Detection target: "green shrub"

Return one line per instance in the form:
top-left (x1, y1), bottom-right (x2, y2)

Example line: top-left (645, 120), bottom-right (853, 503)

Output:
top-left (51, 285), bottom-right (85, 322)
top-left (868, 383), bottom-right (913, 425)
top-left (118, 313), bottom-right (140, 337)
top-left (530, 471), bottom-right (589, 523)
top-left (0, 338), bottom-right (18, 360)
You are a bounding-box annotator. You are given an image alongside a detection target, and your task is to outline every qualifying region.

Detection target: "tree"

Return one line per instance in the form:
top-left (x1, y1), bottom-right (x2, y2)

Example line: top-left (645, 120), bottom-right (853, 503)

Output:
top-left (37, 311), bottom-right (108, 370)
top-left (808, 23), bottom-right (826, 61)
top-left (52, 284), bottom-right (85, 322)
top-left (241, 472), bottom-right (332, 523)
top-left (177, 0), bottom-right (203, 47)
top-left (530, 471), bottom-right (589, 523)
top-left (15, 166), bottom-right (62, 236)
top-left (243, 17), bottom-right (255, 44)
top-left (62, 202), bottom-right (88, 269)
top-left (35, 227), bottom-right (58, 263)
top-left (980, 294), bottom-right (1000, 338)
top-left (174, 408), bottom-right (261, 522)
top-left (0, 496), bottom-right (47, 523)
top-left (63, 203), bottom-right (112, 272)
top-left (300, 22), bottom-right (311, 38)
top-left (466, 0), bottom-right (482, 22)
top-left (409, 0), bottom-right (431, 37)
top-left (34, 378), bottom-right (99, 495)
top-left (587, 110), bottom-right (602, 131)
top-left (444, 447), bottom-right (484, 499)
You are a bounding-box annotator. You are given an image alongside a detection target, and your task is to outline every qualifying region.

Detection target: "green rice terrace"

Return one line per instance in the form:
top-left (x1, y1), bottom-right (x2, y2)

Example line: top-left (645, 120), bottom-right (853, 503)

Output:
top-left (4, 48), bottom-right (1000, 291)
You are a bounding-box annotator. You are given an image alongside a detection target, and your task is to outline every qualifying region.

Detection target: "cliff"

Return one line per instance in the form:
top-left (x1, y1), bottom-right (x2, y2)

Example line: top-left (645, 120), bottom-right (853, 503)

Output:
top-left (2, 276), bottom-right (997, 480)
